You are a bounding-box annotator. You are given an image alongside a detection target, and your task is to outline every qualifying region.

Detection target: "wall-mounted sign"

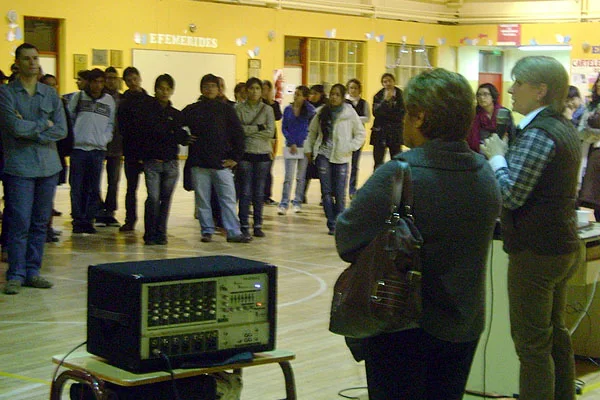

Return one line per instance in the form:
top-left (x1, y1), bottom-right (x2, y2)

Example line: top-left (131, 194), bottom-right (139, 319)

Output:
top-left (134, 32), bottom-right (218, 49)
top-left (73, 54), bottom-right (88, 78)
top-left (497, 24), bottom-right (521, 46)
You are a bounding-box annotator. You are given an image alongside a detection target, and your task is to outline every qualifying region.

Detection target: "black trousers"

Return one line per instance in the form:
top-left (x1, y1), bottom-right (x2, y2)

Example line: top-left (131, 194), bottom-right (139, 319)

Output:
top-left (372, 142), bottom-right (402, 170)
top-left (364, 328), bottom-right (479, 400)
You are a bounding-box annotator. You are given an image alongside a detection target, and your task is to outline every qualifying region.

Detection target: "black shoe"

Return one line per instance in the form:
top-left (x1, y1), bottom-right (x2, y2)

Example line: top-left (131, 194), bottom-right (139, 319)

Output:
top-left (119, 222), bottom-right (135, 232)
top-left (227, 234), bottom-right (252, 243)
top-left (52, 209), bottom-right (62, 217)
top-left (46, 233), bottom-right (59, 243)
top-left (328, 229), bottom-right (335, 236)
top-left (73, 225), bottom-right (97, 234)
top-left (144, 240), bottom-right (156, 246)
top-left (264, 198), bottom-right (278, 206)
top-left (241, 227), bottom-right (250, 237)
top-left (253, 228), bottom-right (265, 237)
top-left (105, 216), bottom-right (121, 227)
top-left (155, 237), bottom-right (168, 245)
top-left (94, 217), bottom-right (109, 227)
top-left (201, 234), bottom-right (213, 243)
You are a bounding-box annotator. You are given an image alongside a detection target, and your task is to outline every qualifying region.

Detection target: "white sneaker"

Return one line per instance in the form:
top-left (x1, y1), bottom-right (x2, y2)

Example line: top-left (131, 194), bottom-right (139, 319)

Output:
top-left (277, 206), bottom-right (287, 215)
top-left (293, 205), bottom-right (302, 213)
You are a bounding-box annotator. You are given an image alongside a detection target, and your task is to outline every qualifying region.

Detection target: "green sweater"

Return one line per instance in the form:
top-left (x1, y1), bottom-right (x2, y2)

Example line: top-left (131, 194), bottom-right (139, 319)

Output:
top-left (335, 139), bottom-right (501, 342)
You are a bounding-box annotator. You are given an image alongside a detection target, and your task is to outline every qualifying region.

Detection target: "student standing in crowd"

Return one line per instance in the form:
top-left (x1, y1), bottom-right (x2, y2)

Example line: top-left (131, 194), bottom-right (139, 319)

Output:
top-left (345, 78), bottom-right (370, 199)
top-left (303, 84), bottom-right (328, 203)
top-left (482, 56), bottom-right (582, 400)
top-left (467, 83), bottom-right (514, 153)
top-left (305, 83), bottom-right (365, 235)
top-left (96, 66), bottom-right (123, 227)
top-left (39, 73), bottom-right (73, 242)
top-left (0, 43), bottom-right (67, 294)
top-left (565, 85), bottom-right (585, 127)
top-left (182, 73), bottom-right (250, 244)
top-left (139, 74), bottom-right (190, 245)
top-left (236, 77), bottom-right (275, 238)
top-left (262, 79), bottom-right (282, 206)
top-left (117, 67), bottom-right (149, 232)
top-left (371, 73), bottom-right (405, 170)
top-left (68, 68), bottom-right (115, 234)
top-left (277, 85), bottom-right (315, 215)
top-left (336, 68), bottom-right (501, 400)
top-left (578, 76), bottom-right (600, 222)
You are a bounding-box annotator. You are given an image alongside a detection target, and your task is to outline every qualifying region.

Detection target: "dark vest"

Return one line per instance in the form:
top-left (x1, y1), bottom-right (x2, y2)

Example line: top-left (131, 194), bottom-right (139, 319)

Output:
top-left (501, 108), bottom-right (581, 255)
top-left (346, 98), bottom-right (367, 117)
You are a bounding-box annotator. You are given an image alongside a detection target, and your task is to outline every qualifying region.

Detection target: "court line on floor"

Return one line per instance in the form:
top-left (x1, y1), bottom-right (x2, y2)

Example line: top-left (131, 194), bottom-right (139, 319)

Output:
top-left (0, 370), bottom-right (49, 385)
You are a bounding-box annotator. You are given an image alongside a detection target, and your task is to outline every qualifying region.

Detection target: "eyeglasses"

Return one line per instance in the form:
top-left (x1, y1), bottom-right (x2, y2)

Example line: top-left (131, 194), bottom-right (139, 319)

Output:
top-left (476, 93), bottom-right (491, 98)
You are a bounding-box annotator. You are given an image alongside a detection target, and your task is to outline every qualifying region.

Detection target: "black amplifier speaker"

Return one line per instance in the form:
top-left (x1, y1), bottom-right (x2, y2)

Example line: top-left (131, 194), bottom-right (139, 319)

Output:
top-left (87, 255), bottom-right (277, 372)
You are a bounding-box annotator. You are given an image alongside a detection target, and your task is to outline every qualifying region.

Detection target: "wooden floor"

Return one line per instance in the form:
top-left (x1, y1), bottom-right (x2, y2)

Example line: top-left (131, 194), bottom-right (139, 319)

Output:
top-left (1, 154), bottom-right (600, 400)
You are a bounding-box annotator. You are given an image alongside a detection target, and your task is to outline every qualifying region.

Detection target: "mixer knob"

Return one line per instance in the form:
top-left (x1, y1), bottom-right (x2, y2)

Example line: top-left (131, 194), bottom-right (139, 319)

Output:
top-left (183, 313), bottom-right (190, 318)
top-left (209, 310), bottom-right (216, 315)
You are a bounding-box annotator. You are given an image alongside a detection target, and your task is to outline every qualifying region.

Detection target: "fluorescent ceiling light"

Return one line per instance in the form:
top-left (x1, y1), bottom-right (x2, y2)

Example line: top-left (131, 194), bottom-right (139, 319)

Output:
top-left (517, 45), bottom-right (572, 51)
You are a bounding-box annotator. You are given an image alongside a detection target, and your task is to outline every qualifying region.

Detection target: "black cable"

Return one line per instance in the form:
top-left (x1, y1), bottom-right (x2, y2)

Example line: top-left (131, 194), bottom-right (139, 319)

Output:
top-left (51, 341), bottom-right (87, 384)
top-left (155, 350), bottom-right (182, 400)
top-left (337, 386), bottom-right (368, 399)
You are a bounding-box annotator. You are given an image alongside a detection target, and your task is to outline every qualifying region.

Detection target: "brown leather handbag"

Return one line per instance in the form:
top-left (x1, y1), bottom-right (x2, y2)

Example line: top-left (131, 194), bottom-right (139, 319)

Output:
top-left (329, 161), bottom-right (424, 339)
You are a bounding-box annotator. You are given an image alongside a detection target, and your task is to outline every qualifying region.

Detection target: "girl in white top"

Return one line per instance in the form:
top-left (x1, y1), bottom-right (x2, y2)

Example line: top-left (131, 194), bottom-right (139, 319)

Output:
top-left (305, 83), bottom-right (366, 235)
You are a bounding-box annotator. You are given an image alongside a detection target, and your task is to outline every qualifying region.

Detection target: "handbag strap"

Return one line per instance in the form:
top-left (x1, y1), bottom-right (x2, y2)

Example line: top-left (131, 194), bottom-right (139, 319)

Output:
top-left (390, 160), bottom-right (414, 218)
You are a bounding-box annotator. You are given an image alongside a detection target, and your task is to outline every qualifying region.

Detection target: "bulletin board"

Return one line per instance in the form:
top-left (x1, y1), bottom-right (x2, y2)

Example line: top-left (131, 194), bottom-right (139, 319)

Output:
top-left (132, 49), bottom-right (236, 111)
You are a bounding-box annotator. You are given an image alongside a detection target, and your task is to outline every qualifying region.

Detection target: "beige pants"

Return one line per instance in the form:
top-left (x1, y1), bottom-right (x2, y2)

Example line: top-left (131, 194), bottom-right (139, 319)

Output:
top-left (508, 245), bottom-right (582, 400)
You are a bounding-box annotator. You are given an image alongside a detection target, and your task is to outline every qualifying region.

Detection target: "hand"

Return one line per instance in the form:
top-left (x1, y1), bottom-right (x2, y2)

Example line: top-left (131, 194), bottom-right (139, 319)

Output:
top-left (481, 133), bottom-right (508, 159)
top-left (186, 134), bottom-right (198, 145)
top-left (384, 89), bottom-right (395, 101)
top-left (290, 144), bottom-right (297, 155)
top-left (305, 152), bottom-right (312, 163)
top-left (15, 110), bottom-right (23, 120)
top-left (222, 159), bottom-right (237, 169)
top-left (47, 120), bottom-right (54, 128)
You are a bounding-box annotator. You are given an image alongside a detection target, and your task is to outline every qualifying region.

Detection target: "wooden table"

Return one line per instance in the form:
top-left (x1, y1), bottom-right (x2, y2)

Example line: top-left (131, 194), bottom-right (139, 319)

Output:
top-left (51, 350), bottom-right (296, 400)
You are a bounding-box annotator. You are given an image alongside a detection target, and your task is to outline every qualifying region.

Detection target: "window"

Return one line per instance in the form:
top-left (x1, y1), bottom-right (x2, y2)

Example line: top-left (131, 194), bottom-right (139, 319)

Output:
top-left (385, 43), bottom-right (434, 89)
top-left (307, 39), bottom-right (365, 90)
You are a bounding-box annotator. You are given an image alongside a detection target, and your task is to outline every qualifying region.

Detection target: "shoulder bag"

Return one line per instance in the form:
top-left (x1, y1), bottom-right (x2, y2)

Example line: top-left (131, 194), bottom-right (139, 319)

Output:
top-left (329, 161), bottom-right (424, 339)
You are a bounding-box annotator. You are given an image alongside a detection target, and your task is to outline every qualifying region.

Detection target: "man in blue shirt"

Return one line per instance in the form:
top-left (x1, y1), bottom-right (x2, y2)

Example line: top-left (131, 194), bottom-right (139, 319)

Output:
top-left (0, 43), bottom-right (67, 295)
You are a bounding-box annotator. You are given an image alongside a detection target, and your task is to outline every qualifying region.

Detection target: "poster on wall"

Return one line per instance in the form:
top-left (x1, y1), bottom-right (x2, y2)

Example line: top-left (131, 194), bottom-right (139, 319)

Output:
top-left (273, 69), bottom-right (284, 104)
top-left (571, 59), bottom-right (600, 103)
top-left (497, 24), bottom-right (521, 46)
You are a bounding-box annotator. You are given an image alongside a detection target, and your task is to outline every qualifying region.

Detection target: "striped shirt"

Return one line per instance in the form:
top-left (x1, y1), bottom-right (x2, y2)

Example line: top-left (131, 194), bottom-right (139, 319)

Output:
top-left (489, 107), bottom-right (555, 210)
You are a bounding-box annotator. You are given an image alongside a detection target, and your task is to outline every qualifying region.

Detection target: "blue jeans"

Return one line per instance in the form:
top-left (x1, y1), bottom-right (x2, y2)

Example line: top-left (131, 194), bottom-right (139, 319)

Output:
top-left (124, 159), bottom-right (144, 225)
top-left (315, 155), bottom-right (348, 231)
top-left (4, 173), bottom-right (58, 282)
top-left (349, 148), bottom-right (361, 196)
top-left (143, 160), bottom-right (179, 242)
top-left (191, 167), bottom-right (242, 237)
top-left (237, 160), bottom-right (270, 230)
top-left (69, 149), bottom-right (105, 227)
top-left (280, 157), bottom-right (308, 209)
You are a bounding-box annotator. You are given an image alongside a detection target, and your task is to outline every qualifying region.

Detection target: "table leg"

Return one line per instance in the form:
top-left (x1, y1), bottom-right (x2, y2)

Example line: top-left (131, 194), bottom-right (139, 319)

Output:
top-left (278, 361), bottom-right (297, 400)
top-left (50, 369), bottom-right (107, 400)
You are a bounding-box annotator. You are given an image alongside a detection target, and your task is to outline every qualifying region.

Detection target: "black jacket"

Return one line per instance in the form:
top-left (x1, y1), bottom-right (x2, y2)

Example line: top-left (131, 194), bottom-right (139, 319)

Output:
top-left (371, 87), bottom-right (405, 146)
top-left (138, 99), bottom-right (189, 161)
top-left (181, 97), bottom-right (245, 169)
top-left (117, 89), bottom-right (152, 161)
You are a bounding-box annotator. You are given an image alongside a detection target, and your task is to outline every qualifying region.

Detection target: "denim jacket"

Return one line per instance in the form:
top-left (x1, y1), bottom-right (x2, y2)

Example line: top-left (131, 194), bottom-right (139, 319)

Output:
top-left (0, 80), bottom-right (66, 177)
